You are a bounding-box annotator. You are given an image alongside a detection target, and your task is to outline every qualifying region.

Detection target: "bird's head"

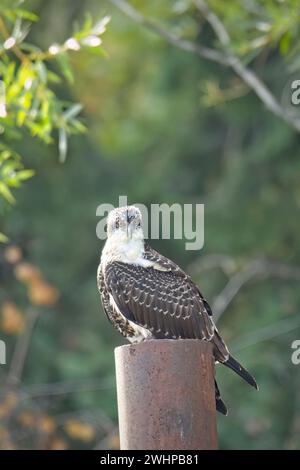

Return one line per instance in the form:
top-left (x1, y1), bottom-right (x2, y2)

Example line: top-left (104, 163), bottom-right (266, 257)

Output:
top-left (106, 205), bottom-right (144, 242)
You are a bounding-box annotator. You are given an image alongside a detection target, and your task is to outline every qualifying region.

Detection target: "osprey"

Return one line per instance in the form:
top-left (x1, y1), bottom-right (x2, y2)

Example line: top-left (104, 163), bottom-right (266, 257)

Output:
top-left (98, 205), bottom-right (258, 415)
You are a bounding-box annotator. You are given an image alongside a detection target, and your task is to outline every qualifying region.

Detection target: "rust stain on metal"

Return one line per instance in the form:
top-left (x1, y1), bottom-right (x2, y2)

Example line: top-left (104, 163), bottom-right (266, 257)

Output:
top-left (115, 339), bottom-right (217, 450)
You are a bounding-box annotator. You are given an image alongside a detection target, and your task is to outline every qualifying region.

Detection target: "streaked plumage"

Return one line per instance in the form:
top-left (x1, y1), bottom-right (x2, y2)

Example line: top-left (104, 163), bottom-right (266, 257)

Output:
top-left (98, 206), bottom-right (258, 415)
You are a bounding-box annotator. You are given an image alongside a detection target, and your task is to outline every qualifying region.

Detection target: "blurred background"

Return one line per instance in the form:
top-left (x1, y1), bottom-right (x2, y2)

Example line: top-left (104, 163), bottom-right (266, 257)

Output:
top-left (0, 0), bottom-right (300, 450)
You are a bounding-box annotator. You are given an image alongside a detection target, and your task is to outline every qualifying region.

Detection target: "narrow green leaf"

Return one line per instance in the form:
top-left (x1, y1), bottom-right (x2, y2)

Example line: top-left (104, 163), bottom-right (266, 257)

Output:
top-left (71, 119), bottom-right (86, 133)
top-left (0, 232), bottom-right (9, 243)
top-left (58, 127), bottom-right (68, 163)
top-left (13, 8), bottom-right (39, 22)
top-left (17, 169), bottom-right (35, 180)
top-left (0, 181), bottom-right (15, 204)
top-left (63, 103), bottom-right (83, 122)
top-left (55, 54), bottom-right (74, 84)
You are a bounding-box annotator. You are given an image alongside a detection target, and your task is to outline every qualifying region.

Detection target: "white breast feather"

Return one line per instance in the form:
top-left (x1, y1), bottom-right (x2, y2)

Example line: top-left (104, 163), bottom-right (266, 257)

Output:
top-left (101, 234), bottom-right (154, 268)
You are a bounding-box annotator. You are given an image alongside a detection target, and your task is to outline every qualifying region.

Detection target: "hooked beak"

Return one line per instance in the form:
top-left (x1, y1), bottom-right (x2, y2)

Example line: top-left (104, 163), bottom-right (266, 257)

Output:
top-left (126, 211), bottom-right (135, 238)
top-left (127, 212), bottom-right (135, 224)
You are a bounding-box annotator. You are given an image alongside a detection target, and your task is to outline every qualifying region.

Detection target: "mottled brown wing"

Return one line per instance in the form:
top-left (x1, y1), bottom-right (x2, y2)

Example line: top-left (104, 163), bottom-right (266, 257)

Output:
top-left (105, 260), bottom-right (215, 341)
top-left (97, 263), bottom-right (136, 339)
top-left (143, 243), bottom-right (183, 273)
top-left (97, 264), bottom-right (111, 320)
top-left (143, 243), bottom-right (213, 316)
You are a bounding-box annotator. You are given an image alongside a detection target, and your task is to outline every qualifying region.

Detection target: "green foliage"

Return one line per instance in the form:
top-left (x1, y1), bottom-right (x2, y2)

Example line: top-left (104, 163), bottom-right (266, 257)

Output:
top-left (0, 144), bottom-right (34, 206)
top-left (191, 0), bottom-right (298, 60)
top-left (0, 0), bottom-right (110, 215)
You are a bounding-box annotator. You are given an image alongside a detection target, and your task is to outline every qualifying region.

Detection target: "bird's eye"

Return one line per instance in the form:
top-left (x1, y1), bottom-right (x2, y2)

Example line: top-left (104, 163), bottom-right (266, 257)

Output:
top-left (137, 222), bottom-right (141, 228)
top-left (115, 219), bottom-right (119, 229)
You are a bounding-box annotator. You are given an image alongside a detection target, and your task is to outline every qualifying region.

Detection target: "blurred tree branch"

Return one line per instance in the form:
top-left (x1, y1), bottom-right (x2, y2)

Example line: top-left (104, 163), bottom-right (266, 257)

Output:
top-left (188, 253), bottom-right (238, 276)
top-left (0, 16), bottom-right (26, 61)
top-left (110, 0), bottom-right (228, 65)
top-left (193, 0), bottom-right (300, 131)
top-left (231, 315), bottom-right (300, 353)
top-left (6, 308), bottom-right (40, 388)
top-left (212, 258), bottom-right (300, 321)
top-left (20, 377), bottom-right (114, 399)
top-left (111, 0), bottom-right (300, 133)
top-left (188, 255), bottom-right (300, 322)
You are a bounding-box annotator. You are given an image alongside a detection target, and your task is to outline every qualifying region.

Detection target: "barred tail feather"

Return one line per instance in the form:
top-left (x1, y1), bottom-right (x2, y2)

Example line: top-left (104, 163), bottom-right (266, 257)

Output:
top-left (224, 354), bottom-right (258, 390)
top-left (215, 379), bottom-right (228, 416)
top-left (216, 396), bottom-right (228, 415)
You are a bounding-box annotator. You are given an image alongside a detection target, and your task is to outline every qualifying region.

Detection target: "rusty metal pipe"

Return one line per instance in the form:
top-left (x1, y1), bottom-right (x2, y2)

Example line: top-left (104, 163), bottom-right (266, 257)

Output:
top-left (115, 339), bottom-right (217, 450)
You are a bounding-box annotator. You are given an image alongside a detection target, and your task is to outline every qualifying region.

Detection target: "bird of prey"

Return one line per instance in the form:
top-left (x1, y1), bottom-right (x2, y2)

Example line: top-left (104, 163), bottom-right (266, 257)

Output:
top-left (98, 205), bottom-right (258, 415)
